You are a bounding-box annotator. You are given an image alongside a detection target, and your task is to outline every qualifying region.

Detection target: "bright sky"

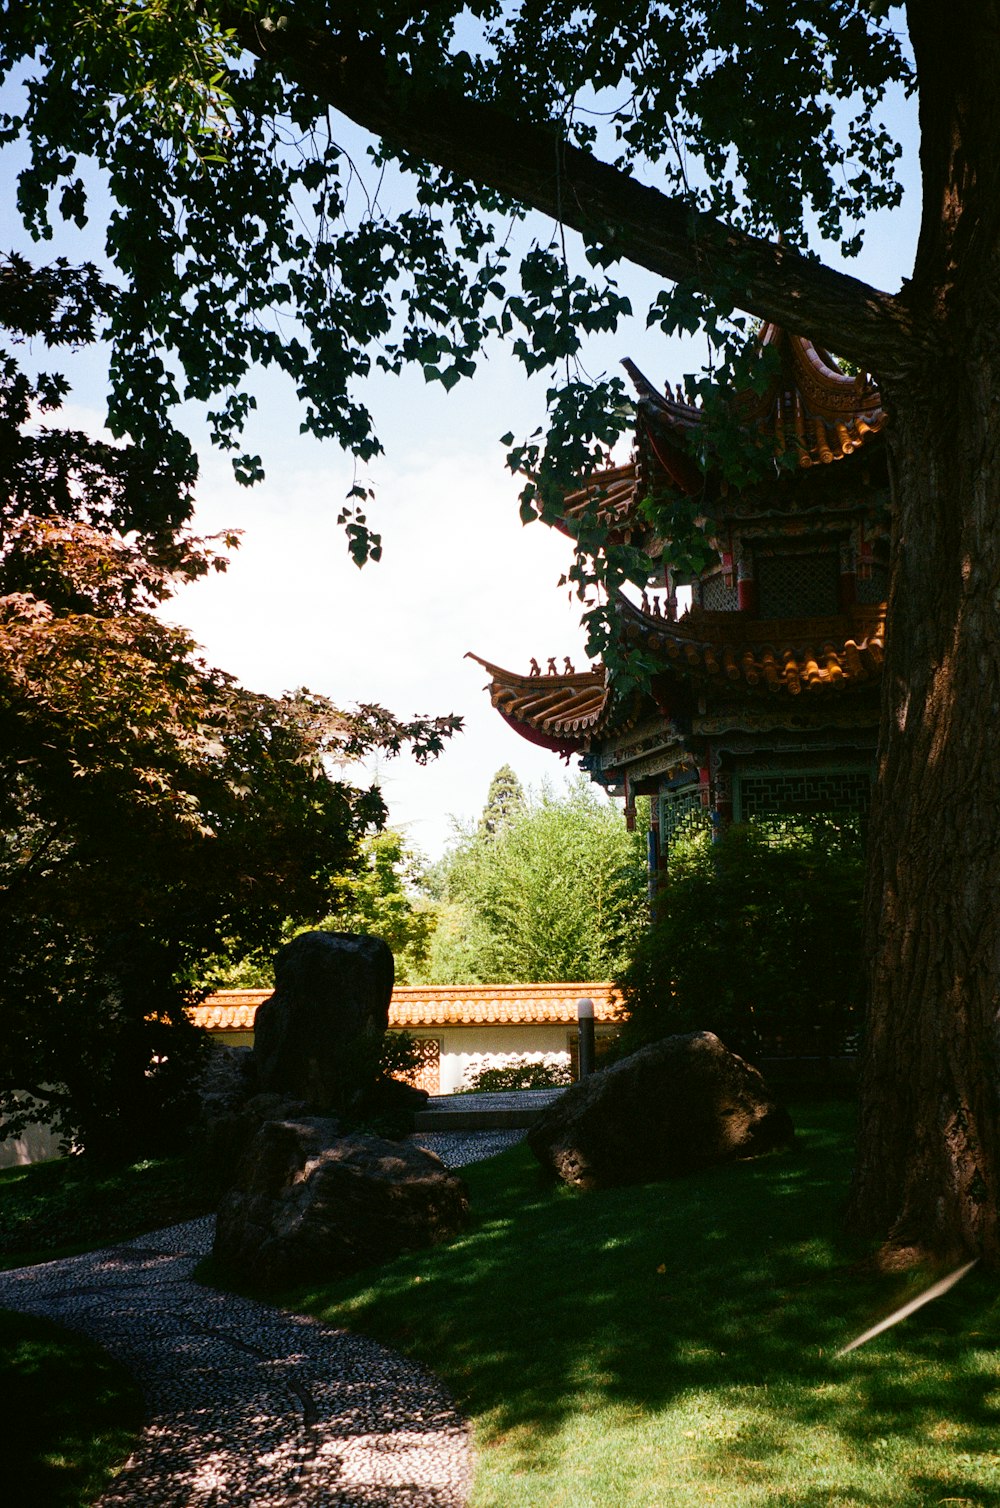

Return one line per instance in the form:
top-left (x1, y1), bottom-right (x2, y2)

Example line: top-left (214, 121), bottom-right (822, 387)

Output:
top-left (4, 59), bottom-right (921, 860)
top-left (161, 301), bottom-right (686, 859)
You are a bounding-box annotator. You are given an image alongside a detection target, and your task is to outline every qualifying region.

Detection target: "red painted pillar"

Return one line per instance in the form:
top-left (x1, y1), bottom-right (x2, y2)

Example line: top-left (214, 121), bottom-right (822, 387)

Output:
top-left (737, 554), bottom-right (757, 613)
top-left (838, 540), bottom-right (857, 611)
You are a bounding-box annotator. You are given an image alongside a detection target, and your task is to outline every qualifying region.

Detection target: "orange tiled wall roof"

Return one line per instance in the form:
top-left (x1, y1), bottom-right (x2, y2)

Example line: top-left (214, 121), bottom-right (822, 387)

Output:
top-left (191, 982), bottom-right (620, 1033)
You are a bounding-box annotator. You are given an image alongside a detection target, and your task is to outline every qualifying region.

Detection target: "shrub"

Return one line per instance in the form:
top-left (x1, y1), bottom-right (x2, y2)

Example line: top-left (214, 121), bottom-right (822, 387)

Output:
top-left (421, 776), bottom-right (647, 984)
top-left (333, 1029), bottom-right (427, 1139)
top-left (616, 819), bottom-right (864, 1058)
top-left (459, 1054), bottom-right (572, 1093)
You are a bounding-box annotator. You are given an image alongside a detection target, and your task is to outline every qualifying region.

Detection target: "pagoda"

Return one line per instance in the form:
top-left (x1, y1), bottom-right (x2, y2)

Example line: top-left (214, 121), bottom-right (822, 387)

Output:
top-left (469, 324), bottom-right (889, 872)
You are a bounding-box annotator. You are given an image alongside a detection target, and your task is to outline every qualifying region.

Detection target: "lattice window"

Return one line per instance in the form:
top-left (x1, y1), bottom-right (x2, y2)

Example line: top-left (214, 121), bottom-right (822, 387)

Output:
top-left (659, 787), bottom-right (711, 851)
top-left (700, 572), bottom-right (740, 611)
top-left (855, 564), bottom-right (889, 604)
top-left (736, 768), bottom-right (873, 823)
top-left (756, 550), bottom-right (839, 617)
top-left (399, 1037), bottom-right (441, 1095)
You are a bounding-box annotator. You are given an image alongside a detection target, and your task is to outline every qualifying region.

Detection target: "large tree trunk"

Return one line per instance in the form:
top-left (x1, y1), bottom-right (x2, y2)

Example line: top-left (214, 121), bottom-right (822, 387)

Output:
top-left (850, 349), bottom-right (1000, 1264)
top-left (847, 0), bottom-right (1000, 1265)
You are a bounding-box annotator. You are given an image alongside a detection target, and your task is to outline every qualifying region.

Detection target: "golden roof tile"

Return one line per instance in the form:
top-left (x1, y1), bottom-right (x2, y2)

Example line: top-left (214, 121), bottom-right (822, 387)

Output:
top-left (560, 461), bottom-right (643, 534)
top-left (627, 323), bottom-right (885, 476)
top-left (388, 983), bottom-right (619, 1027)
top-left (189, 983), bottom-right (621, 1033)
top-left (553, 325), bottom-right (885, 554)
top-left (617, 594), bottom-right (885, 693)
top-left (744, 324), bottom-right (887, 467)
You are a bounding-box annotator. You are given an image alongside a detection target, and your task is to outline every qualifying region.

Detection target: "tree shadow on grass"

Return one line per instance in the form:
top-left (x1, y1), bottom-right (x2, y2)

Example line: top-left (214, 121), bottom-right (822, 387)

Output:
top-left (0, 1308), bottom-right (142, 1508)
top-left (0, 1152), bottom-right (215, 1269)
top-left (276, 1104), bottom-right (1000, 1505)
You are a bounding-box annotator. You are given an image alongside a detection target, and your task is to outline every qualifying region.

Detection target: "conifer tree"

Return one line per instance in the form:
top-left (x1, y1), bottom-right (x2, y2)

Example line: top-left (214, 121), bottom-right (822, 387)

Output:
top-left (477, 765), bottom-right (526, 840)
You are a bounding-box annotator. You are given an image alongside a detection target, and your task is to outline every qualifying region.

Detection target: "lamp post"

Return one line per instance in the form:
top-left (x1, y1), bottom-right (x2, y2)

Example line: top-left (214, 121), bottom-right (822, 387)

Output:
top-left (577, 997), bottom-right (596, 1079)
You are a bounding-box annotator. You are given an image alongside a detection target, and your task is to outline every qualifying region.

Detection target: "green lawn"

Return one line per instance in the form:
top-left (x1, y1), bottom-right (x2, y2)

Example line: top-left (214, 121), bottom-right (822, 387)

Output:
top-left (0, 1151), bottom-right (215, 1270)
top-left (7, 1113), bottom-right (1000, 1506)
top-left (0, 1308), bottom-right (142, 1507)
top-left (248, 1105), bottom-right (1000, 1507)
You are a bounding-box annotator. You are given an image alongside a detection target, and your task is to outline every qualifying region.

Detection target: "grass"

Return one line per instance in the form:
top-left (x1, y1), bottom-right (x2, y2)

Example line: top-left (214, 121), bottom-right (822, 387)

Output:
top-left (0, 1150), bottom-right (213, 1505)
top-left (0, 1307), bottom-right (143, 1507)
top-left (7, 1113), bottom-right (1000, 1505)
top-left (224, 1104), bottom-right (1000, 1507)
top-left (0, 1151), bottom-right (216, 1270)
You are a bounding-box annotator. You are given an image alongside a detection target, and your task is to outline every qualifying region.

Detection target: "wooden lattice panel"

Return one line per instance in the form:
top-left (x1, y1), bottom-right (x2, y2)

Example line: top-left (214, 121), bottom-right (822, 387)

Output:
top-left (700, 572), bottom-right (740, 612)
top-left (400, 1037), bottom-right (441, 1095)
top-left (660, 787), bottom-right (710, 848)
top-left (737, 768), bottom-right (873, 821)
top-left (756, 550), bottom-right (840, 619)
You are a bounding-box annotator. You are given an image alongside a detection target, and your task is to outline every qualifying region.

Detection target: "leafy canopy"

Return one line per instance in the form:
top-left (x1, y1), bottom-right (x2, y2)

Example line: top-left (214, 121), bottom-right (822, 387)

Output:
top-left (0, 3), bottom-right (912, 582)
top-left (210, 829), bottom-right (438, 987)
top-left (0, 254), bottom-right (458, 1159)
top-left (0, 516), bottom-right (455, 1157)
top-left (617, 820), bottom-right (865, 1059)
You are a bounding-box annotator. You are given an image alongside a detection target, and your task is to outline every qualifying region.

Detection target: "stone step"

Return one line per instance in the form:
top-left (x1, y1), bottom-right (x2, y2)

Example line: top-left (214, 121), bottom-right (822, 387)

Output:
top-left (413, 1087), bottom-right (567, 1130)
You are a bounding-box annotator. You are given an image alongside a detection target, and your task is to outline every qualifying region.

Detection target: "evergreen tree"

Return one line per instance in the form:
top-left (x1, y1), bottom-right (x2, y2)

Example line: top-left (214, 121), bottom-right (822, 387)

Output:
top-left (477, 765), bottom-right (526, 840)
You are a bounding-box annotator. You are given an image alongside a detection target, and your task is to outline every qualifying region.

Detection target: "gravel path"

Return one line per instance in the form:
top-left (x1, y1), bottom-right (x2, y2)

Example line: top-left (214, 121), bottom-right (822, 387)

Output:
top-left (0, 1130), bottom-right (524, 1507)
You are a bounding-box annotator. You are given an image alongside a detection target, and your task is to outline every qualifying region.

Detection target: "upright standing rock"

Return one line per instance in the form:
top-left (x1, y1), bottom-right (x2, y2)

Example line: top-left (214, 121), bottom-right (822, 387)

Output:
top-left (253, 931), bottom-right (394, 1110)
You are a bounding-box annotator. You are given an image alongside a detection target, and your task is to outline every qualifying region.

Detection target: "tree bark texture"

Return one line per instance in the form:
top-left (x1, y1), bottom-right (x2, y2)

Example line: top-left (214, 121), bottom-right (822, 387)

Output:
top-left (851, 352), bottom-right (1000, 1263)
top-left (846, 0), bottom-right (1000, 1263)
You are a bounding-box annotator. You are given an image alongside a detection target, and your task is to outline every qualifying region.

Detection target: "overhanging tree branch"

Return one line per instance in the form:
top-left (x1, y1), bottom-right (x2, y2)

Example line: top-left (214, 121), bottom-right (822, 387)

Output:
top-left (235, 9), bottom-right (916, 377)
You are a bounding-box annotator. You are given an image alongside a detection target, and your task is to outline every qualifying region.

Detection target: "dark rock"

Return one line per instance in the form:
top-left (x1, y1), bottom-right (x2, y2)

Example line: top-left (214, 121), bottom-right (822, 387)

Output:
top-left (527, 1031), bottom-right (794, 1190)
top-left (362, 1073), bottom-right (429, 1121)
top-left (253, 931), bottom-right (394, 1109)
top-left (200, 1090), bottom-right (323, 1197)
top-left (195, 1042), bottom-right (259, 1123)
top-left (213, 1119), bottom-right (470, 1287)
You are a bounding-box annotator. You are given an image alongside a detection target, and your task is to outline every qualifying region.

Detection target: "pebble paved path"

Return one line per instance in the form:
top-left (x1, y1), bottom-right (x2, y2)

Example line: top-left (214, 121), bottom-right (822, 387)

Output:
top-left (0, 1129), bottom-right (523, 1507)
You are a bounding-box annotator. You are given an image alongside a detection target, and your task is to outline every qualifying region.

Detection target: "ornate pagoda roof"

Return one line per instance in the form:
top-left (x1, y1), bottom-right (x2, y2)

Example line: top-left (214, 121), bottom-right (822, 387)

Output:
top-left (468, 597), bottom-right (885, 754)
top-left (630, 322), bottom-right (886, 472)
top-left (471, 323), bottom-right (888, 767)
top-left (616, 594), bottom-right (885, 695)
top-left (465, 652), bottom-right (609, 754)
top-left (561, 460), bottom-right (644, 535)
top-left (735, 323), bottom-right (885, 465)
top-left (558, 322), bottom-right (887, 537)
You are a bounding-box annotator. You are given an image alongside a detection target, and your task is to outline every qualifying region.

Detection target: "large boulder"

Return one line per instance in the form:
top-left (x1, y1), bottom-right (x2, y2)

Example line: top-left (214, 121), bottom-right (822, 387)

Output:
top-left (527, 1031), bottom-right (794, 1190)
top-left (253, 931), bottom-right (394, 1109)
top-left (199, 1090), bottom-right (321, 1197)
top-left (213, 1118), bottom-right (470, 1288)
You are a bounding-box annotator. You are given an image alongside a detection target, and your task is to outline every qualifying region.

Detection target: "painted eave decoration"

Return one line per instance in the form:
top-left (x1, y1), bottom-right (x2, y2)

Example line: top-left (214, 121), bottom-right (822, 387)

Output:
top-left (465, 651), bottom-right (609, 754)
